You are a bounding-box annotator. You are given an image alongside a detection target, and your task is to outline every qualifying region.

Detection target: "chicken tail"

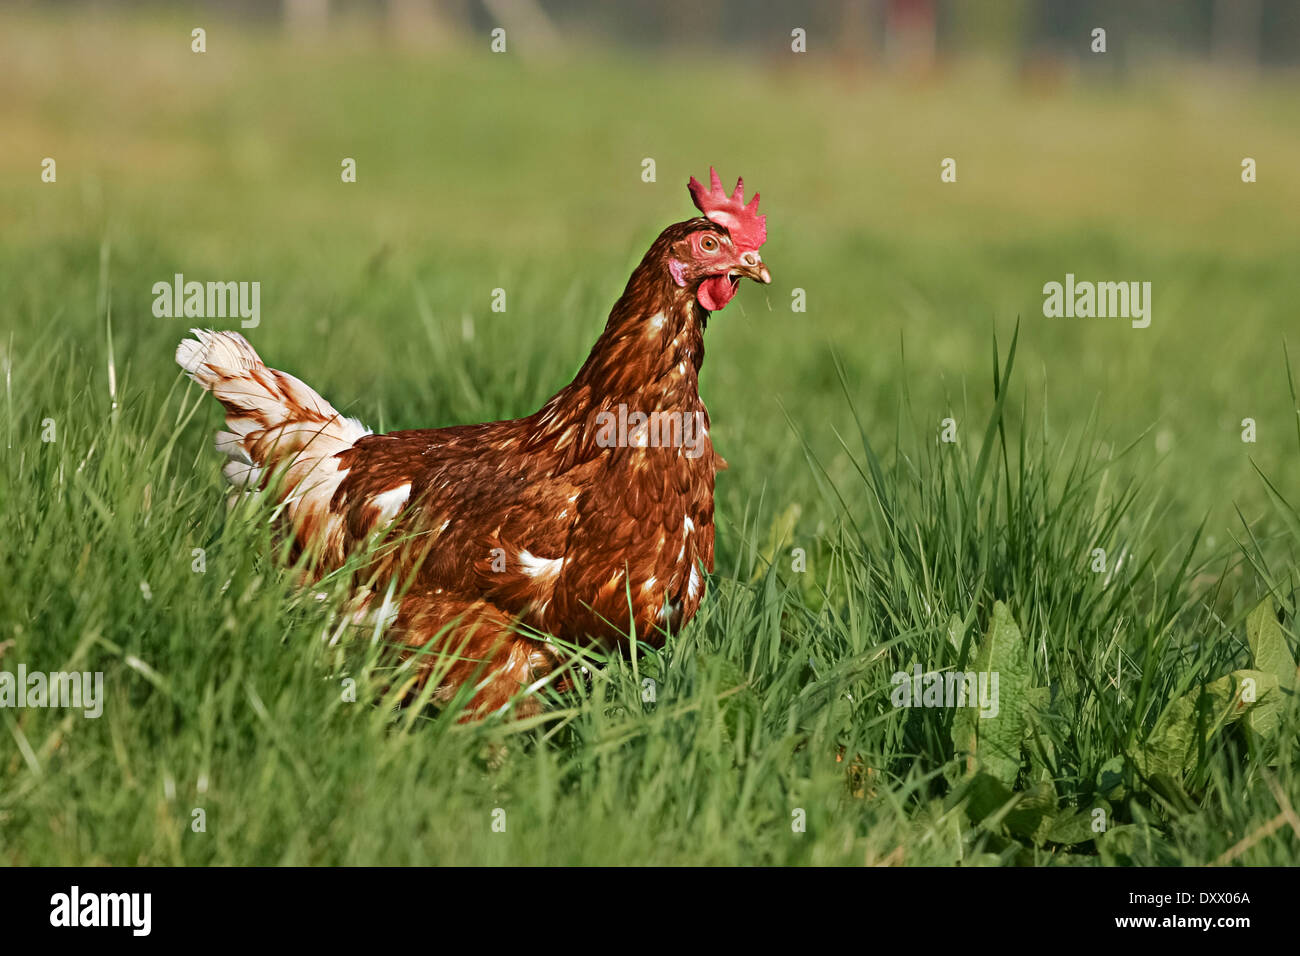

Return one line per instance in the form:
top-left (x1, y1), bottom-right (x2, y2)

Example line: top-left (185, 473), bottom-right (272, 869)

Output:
top-left (176, 329), bottom-right (371, 541)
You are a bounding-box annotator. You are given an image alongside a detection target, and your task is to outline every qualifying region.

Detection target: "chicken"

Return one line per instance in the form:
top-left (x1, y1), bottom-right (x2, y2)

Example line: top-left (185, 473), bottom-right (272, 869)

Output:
top-left (176, 167), bottom-right (771, 718)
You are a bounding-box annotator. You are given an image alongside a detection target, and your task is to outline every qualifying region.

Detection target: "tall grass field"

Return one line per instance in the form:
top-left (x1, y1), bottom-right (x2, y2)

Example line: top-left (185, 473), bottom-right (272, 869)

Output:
top-left (1, 12), bottom-right (1298, 866)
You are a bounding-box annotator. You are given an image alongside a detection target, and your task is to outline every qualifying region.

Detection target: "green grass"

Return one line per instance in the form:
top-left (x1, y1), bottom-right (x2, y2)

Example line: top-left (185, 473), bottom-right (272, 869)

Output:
top-left (1, 14), bottom-right (1298, 865)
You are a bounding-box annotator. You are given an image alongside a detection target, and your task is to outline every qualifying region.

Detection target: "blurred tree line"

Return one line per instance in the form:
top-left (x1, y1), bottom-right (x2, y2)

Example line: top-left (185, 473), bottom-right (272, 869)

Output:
top-left (26, 0), bottom-right (1300, 67)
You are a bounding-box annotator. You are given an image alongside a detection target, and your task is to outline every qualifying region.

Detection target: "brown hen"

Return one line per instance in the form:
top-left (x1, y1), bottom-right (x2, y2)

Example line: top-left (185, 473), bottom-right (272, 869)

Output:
top-left (177, 168), bottom-right (771, 718)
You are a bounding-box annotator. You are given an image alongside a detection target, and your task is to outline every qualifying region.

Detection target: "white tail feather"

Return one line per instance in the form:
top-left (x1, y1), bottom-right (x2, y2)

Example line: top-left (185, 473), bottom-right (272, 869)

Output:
top-left (177, 330), bottom-right (372, 557)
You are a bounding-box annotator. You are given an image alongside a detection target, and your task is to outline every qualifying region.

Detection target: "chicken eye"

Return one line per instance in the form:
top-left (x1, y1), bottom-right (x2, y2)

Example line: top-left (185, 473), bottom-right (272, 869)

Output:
top-left (699, 235), bottom-right (719, 253)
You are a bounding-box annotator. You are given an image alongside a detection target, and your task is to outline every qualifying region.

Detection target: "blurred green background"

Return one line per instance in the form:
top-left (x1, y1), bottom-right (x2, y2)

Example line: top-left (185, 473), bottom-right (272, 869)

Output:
top-left (4, 1), bottom-right (1298, 547)
top-left (2, 1), bottom-right (1300, 865)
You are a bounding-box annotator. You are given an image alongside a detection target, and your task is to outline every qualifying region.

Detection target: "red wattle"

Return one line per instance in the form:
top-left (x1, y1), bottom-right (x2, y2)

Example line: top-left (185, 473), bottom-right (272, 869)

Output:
top-left (697, 275), bottom-right (737, 312)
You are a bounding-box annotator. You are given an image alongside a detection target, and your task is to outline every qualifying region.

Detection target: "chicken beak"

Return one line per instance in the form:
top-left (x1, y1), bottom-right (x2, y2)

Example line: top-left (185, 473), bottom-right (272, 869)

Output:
top-left (732, 254), bottom-right (771, 285)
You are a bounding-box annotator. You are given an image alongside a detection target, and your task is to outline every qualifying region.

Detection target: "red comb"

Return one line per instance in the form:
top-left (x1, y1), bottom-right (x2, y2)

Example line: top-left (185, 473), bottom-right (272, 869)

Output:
top-left (688, 167), bottom-right (767, 252)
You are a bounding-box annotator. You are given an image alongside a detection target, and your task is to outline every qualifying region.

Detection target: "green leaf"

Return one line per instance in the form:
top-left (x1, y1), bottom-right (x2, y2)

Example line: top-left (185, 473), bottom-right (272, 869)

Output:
top-left (1246, 598), bottom-right (1297, 692)
top-left (1098, 822), bottom-right (1180, 866)
top-left (1046, 799), bottom-right (1111, 846)
top-left (1131, 602), bottom-right (1294, 782)
top-left (1004, 778), bottom-right (1057, 844)
top-left (952, 601), bottom-right (1031, 788)
top-left (1096, 755), bottom-right (1126, 800)
top-left (958, 771), bottom-right (1016, 825)
top-left (1133, 669), bottom-right (1281, 778)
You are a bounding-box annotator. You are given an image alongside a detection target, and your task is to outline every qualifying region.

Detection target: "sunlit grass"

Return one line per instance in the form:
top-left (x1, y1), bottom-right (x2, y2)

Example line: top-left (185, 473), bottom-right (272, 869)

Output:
top-left (0, 14), bottom-right (1297, 865)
